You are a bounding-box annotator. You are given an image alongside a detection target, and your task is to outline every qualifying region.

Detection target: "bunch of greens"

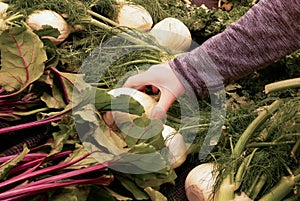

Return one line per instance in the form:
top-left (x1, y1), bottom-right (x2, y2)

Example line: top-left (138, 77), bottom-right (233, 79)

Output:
top-left (0, 1), bottom-right (178, 200)
top-left (210, 80), bottom-right (300, 201)
top-left (1, 0), bottom-right (299, 200)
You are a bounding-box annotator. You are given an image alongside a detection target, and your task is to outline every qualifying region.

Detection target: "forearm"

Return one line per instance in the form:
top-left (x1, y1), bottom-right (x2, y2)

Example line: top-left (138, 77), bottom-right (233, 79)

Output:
top-left (169, 0), bottom-right (300, 98)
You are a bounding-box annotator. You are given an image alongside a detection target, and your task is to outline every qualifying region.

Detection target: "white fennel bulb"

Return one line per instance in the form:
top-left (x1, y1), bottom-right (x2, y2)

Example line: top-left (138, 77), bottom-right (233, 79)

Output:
top-left (0, 2), bottom-right (8, 15)
top-left (185, 163), bottom-right (217, 201)
top-left (26, 10), bottom-right (71, 45)
top-left (105, 88), bottom-right (188, 168)
top-left (106, 87), bottom-right (157, 125)
top-left (162, 124), bottom-right (188, 168)
top-left (117, 4), bottom-right (153, 31)
top-left (149, 17), bottom-right (192, 52)
top-left (0, 2), bottom-right (9, 31)
top-left (185, 163), bottom-right (254, 201)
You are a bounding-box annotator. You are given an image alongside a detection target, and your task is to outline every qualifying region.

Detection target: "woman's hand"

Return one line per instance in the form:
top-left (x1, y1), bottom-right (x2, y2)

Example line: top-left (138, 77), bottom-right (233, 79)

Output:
top-left (123, 63), bottom-right (186, 120)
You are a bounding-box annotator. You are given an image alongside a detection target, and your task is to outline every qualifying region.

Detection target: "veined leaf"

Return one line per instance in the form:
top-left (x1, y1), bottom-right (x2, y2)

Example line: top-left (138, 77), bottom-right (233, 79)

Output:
top-left (119, 116), bottom-right (164, 149)
top-left (0, 27), bottom-right (47, 96)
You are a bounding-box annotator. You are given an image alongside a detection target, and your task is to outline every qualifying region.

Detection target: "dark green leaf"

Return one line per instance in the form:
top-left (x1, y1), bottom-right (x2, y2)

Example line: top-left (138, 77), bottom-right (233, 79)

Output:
top-left (87, 186), bottom-right (115, 201)
top-left (119, 116), bottom-right (164, 148)
top-left (94, 89), bottom-right (145, 115)
top-left (33, 26), bottom-right (60, 39)
top-left (116, 175), bottom-right (149, 200)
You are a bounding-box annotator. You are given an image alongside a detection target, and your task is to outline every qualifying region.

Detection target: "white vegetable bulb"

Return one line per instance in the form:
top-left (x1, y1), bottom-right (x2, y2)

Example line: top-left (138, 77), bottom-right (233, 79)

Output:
top-left (0, 2), bottom-right (8, 15)
top-left (185, 163), bottom-right (217, 201)
top-left (162, 124), bottom-right (188, 168)
top-left (106, 87), bottom-right (157, 125)
top-left (150, 17), bottom-right (192, 52)
top-left (105, 88), bottom-right (188, 168)
top-left (0, 2), bottom-right (9, 31)
top-left (185, 162), bottom-right (254, 201)
top-left (117, 4), bottom-right (153, 31)
top-left (26, 10), bottom-right (71, 45)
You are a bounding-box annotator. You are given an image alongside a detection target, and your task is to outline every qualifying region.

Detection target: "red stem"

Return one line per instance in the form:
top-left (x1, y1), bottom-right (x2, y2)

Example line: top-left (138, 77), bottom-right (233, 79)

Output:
top-left (16, 162), bottom-right (109, 189)
top-left (0, 153), bottom-right (48, 164)
top-left (0, 175), bottom-right (113, 201)
top-left (0, 152), bottom-right (91, 189)
top-left (0, 117), bottom-right (61, 135)
top-left (7, 150), bottom-right (72, 176)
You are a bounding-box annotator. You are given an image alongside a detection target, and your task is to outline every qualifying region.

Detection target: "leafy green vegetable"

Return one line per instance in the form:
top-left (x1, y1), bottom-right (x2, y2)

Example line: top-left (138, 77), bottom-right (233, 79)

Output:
top-left (0, 27), bottom-right (47, 96)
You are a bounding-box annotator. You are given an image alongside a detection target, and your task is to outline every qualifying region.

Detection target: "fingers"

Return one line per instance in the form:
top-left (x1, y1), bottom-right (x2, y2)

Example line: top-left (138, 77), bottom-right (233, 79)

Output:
top-left (123, 72), bottom-right (149, 90)
top-left (150, 89), bottom-right (177, 120)
top-left (123, 63), bottom-right (186, 120)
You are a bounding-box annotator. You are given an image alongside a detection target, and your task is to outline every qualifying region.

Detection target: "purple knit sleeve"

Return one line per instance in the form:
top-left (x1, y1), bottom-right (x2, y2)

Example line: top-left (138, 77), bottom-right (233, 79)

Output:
top-left (169, 0), bottom-right (300, 98)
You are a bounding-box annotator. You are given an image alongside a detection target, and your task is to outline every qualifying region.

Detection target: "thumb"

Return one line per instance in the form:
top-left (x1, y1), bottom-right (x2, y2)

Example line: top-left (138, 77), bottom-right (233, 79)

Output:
top-left (150, 89), bottom-right (177, 120)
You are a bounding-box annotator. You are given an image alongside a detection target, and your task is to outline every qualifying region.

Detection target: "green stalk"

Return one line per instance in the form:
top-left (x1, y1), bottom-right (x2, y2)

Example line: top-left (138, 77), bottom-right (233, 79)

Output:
top-left (248, 173), bottom-right (267, 200)
top-left (291, 139), bottom-right (300, 159)
top-left (216, 176), bottom-right (236, 201)
top-left (178, 124), bottom-right (210, 132)
top-left (246, 141), bottom-right (296, 148)
top-left (265, 78), bottom-right (300, 94)
top-left (235, 149), bottom-right (257, 188)
top-left (245, 172), bottom-right (261, 196)
top-left (273, 133), bottom-right (300, 142)
top-left (12, 107), bottom-right (48, 116)
top-left (258, 174), bottom-right (300, 201)
top-left (112, 59), bottom-right (162, 68)
top-left (85, 17), bottom-right (162, 52)
top-left (232, 100), bottom-right (282, 157)
top-left (216, 100), bottom-right (282, 201)
top-left (282, 184), bottom-right (300, 201)
top-left (87, 10), bottom-right (119, 27)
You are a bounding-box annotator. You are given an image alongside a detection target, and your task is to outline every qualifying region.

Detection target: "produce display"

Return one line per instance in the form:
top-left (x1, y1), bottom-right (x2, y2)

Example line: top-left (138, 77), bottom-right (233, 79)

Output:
top-left (0, 0), bottom-right (299, 200)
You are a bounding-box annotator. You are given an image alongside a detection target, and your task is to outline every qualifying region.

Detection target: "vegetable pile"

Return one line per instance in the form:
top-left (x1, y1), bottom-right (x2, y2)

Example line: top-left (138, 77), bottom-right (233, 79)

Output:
top-left (0, 0), bottom-right (299, 200)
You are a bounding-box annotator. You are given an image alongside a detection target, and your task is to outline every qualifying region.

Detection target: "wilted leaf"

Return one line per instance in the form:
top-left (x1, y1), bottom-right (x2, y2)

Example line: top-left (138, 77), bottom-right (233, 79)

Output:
top-left (0, 27), bottom-right (47, 96)
top-left (110, 143), bottom-right (176, 187)
top-left (73, 104), bottom-right (128, 156)
top-left (144, 187), bottom-right (167, 201)
top-left (0, 145), bottom-right (29, 180)
top-left (50, 116), bottom-right (76, 155)
top-left (63, 144), bottom-right (100, 169)
top-left (49, 186), bottom-right (90, 201)
top-left (116, 175), bottom-right (149, 200)
top-left (87, 186), bottom-right (115, 201)
top-left (104, 187), bottom-right (133, 201)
